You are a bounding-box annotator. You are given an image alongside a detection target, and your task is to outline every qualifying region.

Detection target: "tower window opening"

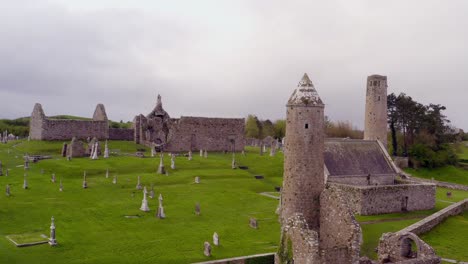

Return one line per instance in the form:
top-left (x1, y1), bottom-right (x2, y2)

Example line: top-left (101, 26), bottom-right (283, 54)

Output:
top-left (305, 123), bottom-right (309, 129)
top-left (378, 96), bottom-right (381, 101)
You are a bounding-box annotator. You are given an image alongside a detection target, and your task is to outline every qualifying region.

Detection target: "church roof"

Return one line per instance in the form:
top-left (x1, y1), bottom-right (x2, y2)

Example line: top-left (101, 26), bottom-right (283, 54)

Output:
top-left (324, 139), bottom-right (397, 177)
top-left (287, 73), bottom-right (324, 106)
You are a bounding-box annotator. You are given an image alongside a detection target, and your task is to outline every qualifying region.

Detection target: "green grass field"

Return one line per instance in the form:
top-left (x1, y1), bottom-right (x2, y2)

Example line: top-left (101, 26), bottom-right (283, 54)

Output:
top-left (1, 140), bottom-right (467, 263)
top-left (0, 141), bottom-right (282, 264)
top-left (459, 141), bottom-right (468, 160)
top-left (405, 166), bottom-right (468, 185)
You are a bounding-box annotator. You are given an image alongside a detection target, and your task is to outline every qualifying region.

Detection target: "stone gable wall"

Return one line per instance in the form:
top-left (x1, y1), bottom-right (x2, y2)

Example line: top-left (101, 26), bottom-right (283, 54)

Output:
top-left (332, 183), bottom-right (436, 215)
top-left (165, 117), bottom-right (245, 152)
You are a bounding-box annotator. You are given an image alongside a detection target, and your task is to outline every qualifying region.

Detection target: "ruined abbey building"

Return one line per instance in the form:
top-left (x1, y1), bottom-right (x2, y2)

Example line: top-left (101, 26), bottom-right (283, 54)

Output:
top-left (30, 95), bottom-right (245, 152)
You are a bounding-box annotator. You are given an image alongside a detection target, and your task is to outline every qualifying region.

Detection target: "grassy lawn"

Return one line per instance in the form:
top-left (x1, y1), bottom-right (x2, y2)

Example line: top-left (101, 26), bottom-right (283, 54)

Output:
top-left (0, 142), bottom-right (282, 264)
top-left (405, 166), bottom-right (468, 185)
top-left (421, 211), bottom-right (468, 261)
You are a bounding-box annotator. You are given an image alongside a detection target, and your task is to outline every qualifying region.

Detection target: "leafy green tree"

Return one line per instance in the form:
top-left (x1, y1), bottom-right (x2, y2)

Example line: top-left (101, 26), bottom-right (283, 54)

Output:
top-left (245, 115), bottom-right (260, 138)
top-left (274, 119), bottom-right (286, 139)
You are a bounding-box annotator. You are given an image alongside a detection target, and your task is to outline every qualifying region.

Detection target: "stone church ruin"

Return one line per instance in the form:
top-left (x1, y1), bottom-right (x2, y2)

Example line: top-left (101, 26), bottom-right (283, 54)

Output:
top-left (29, 94), bottom-right (245, 152)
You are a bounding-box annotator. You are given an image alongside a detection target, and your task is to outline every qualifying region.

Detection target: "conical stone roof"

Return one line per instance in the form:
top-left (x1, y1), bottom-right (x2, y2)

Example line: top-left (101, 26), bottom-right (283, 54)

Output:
top-left (287, 73), bottom-right (324, 106)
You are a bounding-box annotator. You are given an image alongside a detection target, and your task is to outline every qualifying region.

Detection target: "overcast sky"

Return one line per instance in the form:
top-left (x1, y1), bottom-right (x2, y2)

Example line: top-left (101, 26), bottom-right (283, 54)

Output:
top-left (1, 0), bottom-right (467, 130)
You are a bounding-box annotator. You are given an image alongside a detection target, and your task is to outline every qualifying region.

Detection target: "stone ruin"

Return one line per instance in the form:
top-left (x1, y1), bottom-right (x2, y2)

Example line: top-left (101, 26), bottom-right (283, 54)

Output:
top-left (133, 95), bottom-right (245, 152)
top-left (276, 74), bottom-right (439, 264)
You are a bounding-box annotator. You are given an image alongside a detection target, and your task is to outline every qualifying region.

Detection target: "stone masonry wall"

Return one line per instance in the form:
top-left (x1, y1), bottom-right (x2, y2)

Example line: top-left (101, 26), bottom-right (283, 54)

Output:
top-left (108, 128), bottom-right (134, 141)
top-left (40, 119), bottom-right (108, 140)
top-left (165, 117), bottom-right (245, 152)
top-left (400, 198), bottom-right (468, 235)
top-left (332, 183), bottom-right (436, 215)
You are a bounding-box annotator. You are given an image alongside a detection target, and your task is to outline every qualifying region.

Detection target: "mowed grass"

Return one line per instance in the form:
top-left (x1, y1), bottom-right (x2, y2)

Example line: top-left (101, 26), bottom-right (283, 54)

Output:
top-left (421, 211), bottom-right (468, 261)
top-left (358, 187), bottom-right (468, 260)
top-left (0, 141), bottom-right (282, 264)
top-left (405, 166), bottom-right (468, 185)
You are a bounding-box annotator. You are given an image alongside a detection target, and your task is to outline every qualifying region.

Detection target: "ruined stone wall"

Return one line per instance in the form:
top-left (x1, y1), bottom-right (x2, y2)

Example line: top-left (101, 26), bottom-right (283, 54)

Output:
top-left (332, 183), bottom-right (436, 215)
top-left (39, 119), bottom-right (108, 140)
top-left (364, 75), bottom-right (388, 148)
top-left (400, 198), bottom-right (468, 235)
top-left (319, 185), bottom-right (362, 264)
top-left (108, 128), bottom-right (134, 141)
top-left (328, 174), bottom-right (395, 186)
top-left (164, 117), bottom-right (245, 152)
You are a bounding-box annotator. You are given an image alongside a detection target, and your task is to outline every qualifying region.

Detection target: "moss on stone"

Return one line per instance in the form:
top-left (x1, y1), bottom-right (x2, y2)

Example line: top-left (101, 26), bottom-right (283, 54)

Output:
top-left (277, 233), bottom-right (294, 264)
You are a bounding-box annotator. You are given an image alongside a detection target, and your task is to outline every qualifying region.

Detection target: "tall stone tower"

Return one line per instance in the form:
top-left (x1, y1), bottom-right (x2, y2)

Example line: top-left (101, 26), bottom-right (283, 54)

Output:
top-left (364, 75), bottom-right (388, 148)
top-left (281, 73), bottom-right (325, 231)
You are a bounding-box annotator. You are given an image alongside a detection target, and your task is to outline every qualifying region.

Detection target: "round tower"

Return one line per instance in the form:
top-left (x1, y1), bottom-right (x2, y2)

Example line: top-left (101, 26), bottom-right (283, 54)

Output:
top-left (281, 73), bottom-right (325, 231)
top-left (364, 75), bottom-right (388, 148)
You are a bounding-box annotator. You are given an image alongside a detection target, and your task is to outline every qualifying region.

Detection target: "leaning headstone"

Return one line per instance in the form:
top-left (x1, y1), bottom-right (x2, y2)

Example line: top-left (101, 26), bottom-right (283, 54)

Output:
top-left (49, 216), bottom-right (57, 246)
top-left (140, 186), bottom-right (150, 212)
top-left (51, 173), bottom-right (56, 183)
top-left (204, 242), bottom-right (211, 257)
top-left (249, 217), bottom-right (258, 229)
top-left (91, 142), bottom-right (99, 160)
top-left (157, 153), bottom-right (166, 175)
top-left (204, 150), bottom-right (208, 158)
top-left (83, 171), bottom-right (88, 189)
top-left (195, 176), bottom-right (200, 184)
top-left (113, 175), bottom-right (117, 184)
top-left (200, 149), bottom-right (203, 157)
top-left (89, 143), bottom-right (95, 159)
top-left (195, 203), bottom-right (201, 216)
top-left (106, 169), bottom-right (109, 178)
top-left (23, 174), bottom-right (28, 189)
top-left (6, 184), bottom-right (10, 196)
top-left (136, 176), bottom-right (142, 190)
top-left (188, 151), bottom-right (192, 161)
top-left (170, 154), bottom-right (175, 170)
top-left (213, 232), bottom-right (219, 246)
top-left (103, 140), bottom-right (109, 159)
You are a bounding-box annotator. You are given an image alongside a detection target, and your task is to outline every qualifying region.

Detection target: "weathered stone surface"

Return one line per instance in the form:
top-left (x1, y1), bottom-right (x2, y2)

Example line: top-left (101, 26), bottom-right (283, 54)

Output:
top-left (6, 184), bottom-right (10, 196)
top-left (112, 175), bottom-right (117, 184)
top-left (195, 203), bottom-right (201, 216)
top-left (249, 218), bottom-right (258, 229)
top-left (82, 172), bottom-right (88, 189)
top-left (204, 242), bottom-right (212, 257)
top-left (136, 176), bottom-right (142, 190)
top-left (66, 137), bottom-right (86, 158)
top-left (49, 216), bottom-right (58, 246)
top-left (140, 186), bottom-right (150, 212)
top-left (364, 75), bottom-right (388, 148)
top-left (195, 176), bottom-right (200, 184)
top-left (213, 232), bottom-right (219, 246)
top-left (377, 232), bottom-right (440, 263)
top-left (23, 174), bottom-right (28, 189)
top-left (157, 154), bottom-right (166, 174)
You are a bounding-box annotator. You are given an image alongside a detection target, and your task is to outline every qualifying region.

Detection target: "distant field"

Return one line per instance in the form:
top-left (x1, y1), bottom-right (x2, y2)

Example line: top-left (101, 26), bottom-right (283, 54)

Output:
top-left (459, 141), bottom-right (468, 160)
top-left (405, 166), bottom-right (468, 185)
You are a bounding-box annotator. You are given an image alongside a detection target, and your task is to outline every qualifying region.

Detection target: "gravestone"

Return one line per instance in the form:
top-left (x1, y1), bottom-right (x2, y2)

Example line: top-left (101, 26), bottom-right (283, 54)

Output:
top-left (51, 173), bottom-right (56, 183)
top-left (157, 153), bottom-right (166, 175)
top-left (59, 179), bottom-right (63, 192)
top-left (254, 175), bottom-right (264, 180)
top-left (204, 150), bottom-right (208, 158)
top-left (67, 137), bottom-right (85, 158)
top-left (106, 169), bottom-right (109, 178)
top-left (156, 205), bottom-right (165, 219)
top-left (6, 184), bottom-right (10, 196)
top-left (103, 140), bottom-right (109, 158)
top-left (231, 154), bottom-right (237, 169)
top-left (241, 150), bottom-right (245, 156)
top-left (249, 217), bottom-right (258, 229)
top-left (170, 154), bottom-right (175, 170)
top-left (82, 172), bottom-right (88, 189)
top-left (195, 203), bottom-right (201, 216)
top-left (91, 142), bottom-right (99, 160)
top-left (49, 216), bottom-right (57, 246)
top-left (61, 143), bottom-right (68, 157)
top-left (270, 143), bottom-right (276, 156)
top-left (204, 242), bottom-right (211, 257)
top-left (136, 176), bottom-right (142, 190)
top-left (24, 158), bottom-right (29, 170)
top-left (158, 193), bottom-right (163, 206)
top-left (140, 186), bottom-right (150, 212)
top-left (259, 144), bottom-right (264, 156)
top-left (151, 145), bottom-right (155, 157)
top-left (23, 174), bottom-right (28, 189)
top-left (195, 176), bottom-right (200, 184)
top-left (200, 149), bottom-right (203, 157)
top-left (213, 232), bottom-right (219, 246)
top-left (5, 168), bottom-right (8, 177)
top-left (113, 175), bottom-right (117, 184)
top-left (188, 151), bottom-right (192, 161)
top-left (149, 184), bottom-right (155, 199)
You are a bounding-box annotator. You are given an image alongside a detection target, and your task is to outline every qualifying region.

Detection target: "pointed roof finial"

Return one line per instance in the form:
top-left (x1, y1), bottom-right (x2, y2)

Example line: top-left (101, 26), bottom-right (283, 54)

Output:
top-left (298, 73), bottom-right (314, 87)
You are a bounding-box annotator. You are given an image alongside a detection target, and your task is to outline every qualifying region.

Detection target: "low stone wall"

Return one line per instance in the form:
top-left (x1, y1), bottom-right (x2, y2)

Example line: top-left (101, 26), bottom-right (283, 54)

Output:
top-left (332, 183), bottom-right (436, 215)
top-left (108, 128), bottom-right (134, 141)
top-left (401, 173), bottom-right (468, 191)
top-left (400, 198), bottom-right (468, 235)
top-left (192, 252), bottom-right (275, 264)
top-left (328, 174), bottom-right (395, 186)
